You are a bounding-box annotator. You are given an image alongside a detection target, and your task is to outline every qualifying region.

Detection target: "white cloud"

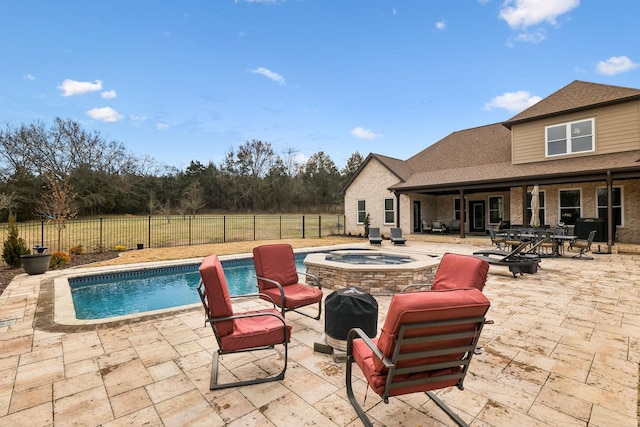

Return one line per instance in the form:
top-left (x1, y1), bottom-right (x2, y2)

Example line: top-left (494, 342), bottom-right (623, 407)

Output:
top-left (435, 20), bottom-right (446, 30)
top-left (597, 56), bottom-right (639, 76)
top-left (129, 114), bottom-right (147, 121)
top-left (157, 123), bottom-right (170, 130)
top-left (483, 90), bottom-right (542, 113)
top-left (513, 28), bottom-right (546, 43)
top-left (351, 127), bottom-right (382, 140)
top-left (499, 0), bottom-right (580, 29)
top-left (392, 9), bottom-right (397, 16)
top-left (101, 90), bottom-right (117, 99)
top-left (86, 107), bottom-right (123, 122)
top-left (58, 79), bottom-right (103, 96)
top-left (23, 73), bottom-right (35, 80)
top-left (250, 67), bottom-right (286, 85)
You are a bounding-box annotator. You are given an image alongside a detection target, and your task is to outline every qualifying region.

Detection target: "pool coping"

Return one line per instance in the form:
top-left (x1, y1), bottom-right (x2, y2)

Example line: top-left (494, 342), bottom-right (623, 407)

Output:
top-left (35, 244), bottom-right (363, 332)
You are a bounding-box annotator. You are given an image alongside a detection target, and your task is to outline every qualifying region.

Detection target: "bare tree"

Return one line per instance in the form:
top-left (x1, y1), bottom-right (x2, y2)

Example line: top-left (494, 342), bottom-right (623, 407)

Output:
top-left (181, 181), bottom-right (207, 217)
top-left (0, 192), bottom-right (18, 217)
top-left (37, 174), bottom-right (77, 252)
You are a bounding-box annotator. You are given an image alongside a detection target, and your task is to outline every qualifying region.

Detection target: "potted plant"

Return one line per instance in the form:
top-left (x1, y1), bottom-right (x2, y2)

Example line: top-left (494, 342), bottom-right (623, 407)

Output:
top-left (21, 245), bottom-right (52, 275)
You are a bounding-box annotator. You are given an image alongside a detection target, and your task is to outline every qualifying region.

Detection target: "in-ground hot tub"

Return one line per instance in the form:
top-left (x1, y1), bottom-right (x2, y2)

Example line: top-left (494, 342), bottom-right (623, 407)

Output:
top-left (304, 250), bottom-right (440, 295)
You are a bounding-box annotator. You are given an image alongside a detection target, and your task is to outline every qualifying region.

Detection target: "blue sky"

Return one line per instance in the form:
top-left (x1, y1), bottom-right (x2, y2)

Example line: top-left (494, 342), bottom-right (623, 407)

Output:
top-left (1, 0), bottom-right (639, 170)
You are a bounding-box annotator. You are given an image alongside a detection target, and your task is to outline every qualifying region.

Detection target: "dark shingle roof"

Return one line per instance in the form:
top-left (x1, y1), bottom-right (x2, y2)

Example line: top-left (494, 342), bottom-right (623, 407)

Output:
top-left (504, 80), bottom-right (640, 127)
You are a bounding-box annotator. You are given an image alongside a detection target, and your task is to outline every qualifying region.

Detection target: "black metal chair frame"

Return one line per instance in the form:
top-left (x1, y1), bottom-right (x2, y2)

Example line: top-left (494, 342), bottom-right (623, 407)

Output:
top-left (253, 273), bottom-right (323, 320)
top-left (345, 316), bottom-right (487, 427)
top-left (197, 282), bottom-right (289, 390)
top-left (368, 227), bottom-right (383, 245)
top-left (568, 230), bottom-right (597, 260)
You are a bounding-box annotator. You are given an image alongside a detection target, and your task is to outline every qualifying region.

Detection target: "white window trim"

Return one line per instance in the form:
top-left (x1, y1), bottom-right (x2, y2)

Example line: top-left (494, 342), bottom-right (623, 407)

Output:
top-left (558, 188), bottom-right (582, 224)
top-left (527, 190), bottom-right (546, 225)
top-left (545, 118), bottom-right (595, 157)
top-left (596, 186), bottom-right (624, 227)
top-left (356, 199), bottom-right (366, 224)
top-left (383, 197), bottom-right (395, 224)
top-left (488, 196), bottom-right (503, 225)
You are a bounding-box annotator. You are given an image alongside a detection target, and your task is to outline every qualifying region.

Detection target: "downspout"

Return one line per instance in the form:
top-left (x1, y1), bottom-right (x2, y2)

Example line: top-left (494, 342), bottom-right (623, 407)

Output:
top-left (459, 189), bottom-right (466, 239)
top-left (607, 171), bottom-right (613, 253)
top-left (394, 191), bottom-right (400, 227)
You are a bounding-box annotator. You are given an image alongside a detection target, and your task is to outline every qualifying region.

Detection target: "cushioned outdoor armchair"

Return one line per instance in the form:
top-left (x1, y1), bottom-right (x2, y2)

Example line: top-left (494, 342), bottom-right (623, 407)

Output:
top-left (346, 288), bottom-right (491, 426)
top-left (253, 244), bottom-right (324, 319)
top-left (197, 255), bottom-right (292, 390)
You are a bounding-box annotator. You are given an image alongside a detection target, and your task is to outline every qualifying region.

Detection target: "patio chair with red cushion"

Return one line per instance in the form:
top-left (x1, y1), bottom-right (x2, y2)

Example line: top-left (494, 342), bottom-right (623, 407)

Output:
top-left (252, 244), bottom-right (324, 319)
top-left (404, 252), bottom-right (489, 292)
top-left (346, 288), bottom-right (491, 426)
top-left (198, 254), bottom-right (292, 390)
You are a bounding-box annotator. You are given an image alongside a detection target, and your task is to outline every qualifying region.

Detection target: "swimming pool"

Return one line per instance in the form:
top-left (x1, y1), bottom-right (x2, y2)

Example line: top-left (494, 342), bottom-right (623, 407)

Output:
top-left (68, 255), bottom-right (308, 320)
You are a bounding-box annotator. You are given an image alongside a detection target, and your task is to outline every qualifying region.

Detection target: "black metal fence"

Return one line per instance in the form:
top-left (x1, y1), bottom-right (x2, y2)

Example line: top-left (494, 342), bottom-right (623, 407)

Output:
top-left (4, 214), bottom-right (346, 254)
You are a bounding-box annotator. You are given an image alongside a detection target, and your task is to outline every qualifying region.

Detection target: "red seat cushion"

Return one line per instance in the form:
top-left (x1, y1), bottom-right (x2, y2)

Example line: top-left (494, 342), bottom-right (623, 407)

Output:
top-left (431, 253), bottom-right (489, 291)
top-left (260, 283), bottom-right (323, 310)
top-left (354, 288), bottom-right (489, 388)
top-left (253, 244), bottom-right (300, 290)
top-left (199, 255), bottom-right (234, 337)
top-left (219, 308), bottom-right (292, 352)
top-left (353, 337), bottom-right (461, 396)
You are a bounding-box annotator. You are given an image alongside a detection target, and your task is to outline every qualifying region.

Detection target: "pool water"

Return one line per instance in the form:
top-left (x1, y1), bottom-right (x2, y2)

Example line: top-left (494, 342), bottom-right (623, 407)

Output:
top-left (69, 256), bottom-right (308, 320)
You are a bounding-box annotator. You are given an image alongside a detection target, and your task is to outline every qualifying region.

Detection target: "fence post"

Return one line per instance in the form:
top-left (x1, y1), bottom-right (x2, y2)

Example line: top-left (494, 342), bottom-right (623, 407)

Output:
top-left (40, 220), bottom-right (44, 246)
top-left (253, 215), bottom-right (256, 241)
top-left (279, 215), bottom-right (282, 239)
top-left (189, 216), bottom-right (192, 246)
top-left (318, 215), bottom-right (321, 238)
top-left (147, 216), bottom-right (151, 249)
top-left (302, 215), bottom-right (305, 239)
top-left (223, 216), bottom-right (226, 243)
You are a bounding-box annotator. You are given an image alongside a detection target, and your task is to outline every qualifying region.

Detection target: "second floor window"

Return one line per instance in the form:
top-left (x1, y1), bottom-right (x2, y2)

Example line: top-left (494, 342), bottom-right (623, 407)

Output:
top-left (384, 198), bottom-right (395, 224)
top-left (546, 118), bottom-right (594, 157)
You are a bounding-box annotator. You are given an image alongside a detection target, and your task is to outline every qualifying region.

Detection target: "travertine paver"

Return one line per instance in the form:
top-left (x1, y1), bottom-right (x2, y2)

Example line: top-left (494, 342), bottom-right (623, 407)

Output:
top-left (0, 237), bottom-right (638, 426)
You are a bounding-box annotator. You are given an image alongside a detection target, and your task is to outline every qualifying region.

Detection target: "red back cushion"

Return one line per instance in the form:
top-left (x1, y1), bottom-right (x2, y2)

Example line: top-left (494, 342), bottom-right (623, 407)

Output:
top-left (198, 255), bottom-right (234, 336)
top-left (252, 244), bottom-right (299, 290)
top-left (431, 253), bottom-right (489, 291)
top-left (374, 288), bottom-right (490, 373)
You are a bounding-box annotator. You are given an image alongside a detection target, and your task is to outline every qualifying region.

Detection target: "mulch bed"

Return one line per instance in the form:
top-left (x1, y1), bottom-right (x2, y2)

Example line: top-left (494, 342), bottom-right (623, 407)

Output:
top-left (0, 251), bottom-right (121, 296)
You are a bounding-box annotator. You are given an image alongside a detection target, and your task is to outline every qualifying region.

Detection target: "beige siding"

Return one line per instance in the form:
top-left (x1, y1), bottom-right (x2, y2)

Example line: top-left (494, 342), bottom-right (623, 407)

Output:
top-left (344, 159), bottom-right (399, 236)
top-left (512, 100), bottom-right (640, 164)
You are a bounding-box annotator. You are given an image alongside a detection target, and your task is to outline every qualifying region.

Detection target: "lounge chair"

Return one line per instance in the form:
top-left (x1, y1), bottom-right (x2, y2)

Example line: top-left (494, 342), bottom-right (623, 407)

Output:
top-left (473, 240), bottom-right (542, 278)
top-left (431, 220), bottom-right (448, 234)
top-left (197, 254), bottom-right (292, 390)
top-left (389, 227), bottom-right (406, 245)
top-left (345, 287), bottom-right (491, 426)
top-left (368, 227), bottom-right (383, 245)
top-left (252, 244), bottom-right (324, 319)
top-left (568, 230), bottom-right (597, 259)
top-left (404, 252), bottom-right (489, 292)
top-left (421, 219), bottom-right (432, 233)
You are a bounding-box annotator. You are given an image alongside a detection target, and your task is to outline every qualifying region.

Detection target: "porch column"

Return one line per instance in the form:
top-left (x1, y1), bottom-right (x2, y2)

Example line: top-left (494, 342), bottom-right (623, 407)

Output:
top-left (607, 171), bottom-right (613, 253)
top-left (459, 189), bottom-right (466, 239)
top-left (522, 186), bottom-right (528, 226)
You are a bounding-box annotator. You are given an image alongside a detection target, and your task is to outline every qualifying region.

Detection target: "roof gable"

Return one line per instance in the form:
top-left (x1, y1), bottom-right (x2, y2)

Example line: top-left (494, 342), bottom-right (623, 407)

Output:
top-left (406, 123), bottom-right (512, 172)
top-left (504, 80), bottom-right (640, 127)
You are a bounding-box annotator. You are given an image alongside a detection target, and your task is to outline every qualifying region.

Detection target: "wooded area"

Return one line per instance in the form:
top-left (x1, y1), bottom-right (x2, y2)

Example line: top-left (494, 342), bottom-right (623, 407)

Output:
top-left (0, 118), bottom-right (364, 221)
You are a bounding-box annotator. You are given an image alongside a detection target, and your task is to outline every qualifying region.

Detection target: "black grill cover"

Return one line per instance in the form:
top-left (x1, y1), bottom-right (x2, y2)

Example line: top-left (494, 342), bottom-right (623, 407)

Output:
top-left (325, 287), bottom-right (378, 341)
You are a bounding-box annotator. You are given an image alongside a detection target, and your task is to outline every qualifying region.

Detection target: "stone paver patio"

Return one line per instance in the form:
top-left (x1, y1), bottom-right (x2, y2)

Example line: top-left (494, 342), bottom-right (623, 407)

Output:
top-left (0, 238), bottom-right (638, 426)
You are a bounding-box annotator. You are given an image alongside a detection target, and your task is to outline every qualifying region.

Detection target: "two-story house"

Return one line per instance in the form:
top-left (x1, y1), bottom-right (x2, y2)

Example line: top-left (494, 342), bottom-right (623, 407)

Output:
top-left (342, 80), bottom-right (640, 245)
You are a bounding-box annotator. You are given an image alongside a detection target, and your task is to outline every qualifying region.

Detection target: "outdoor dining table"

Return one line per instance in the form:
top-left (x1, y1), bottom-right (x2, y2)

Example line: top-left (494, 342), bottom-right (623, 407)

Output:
top-left (497, 231), bottom-right (577, 257)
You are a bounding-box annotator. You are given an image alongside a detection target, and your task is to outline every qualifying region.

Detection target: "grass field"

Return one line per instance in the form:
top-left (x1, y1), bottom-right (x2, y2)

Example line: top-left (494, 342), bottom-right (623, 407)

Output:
top-left (3, 214), bottom-right (347, 254)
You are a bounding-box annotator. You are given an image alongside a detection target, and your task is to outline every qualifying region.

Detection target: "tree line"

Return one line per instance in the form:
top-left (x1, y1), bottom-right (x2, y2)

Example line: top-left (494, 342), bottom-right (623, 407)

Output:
top-left (0, 118), bottom-right (364, 221)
